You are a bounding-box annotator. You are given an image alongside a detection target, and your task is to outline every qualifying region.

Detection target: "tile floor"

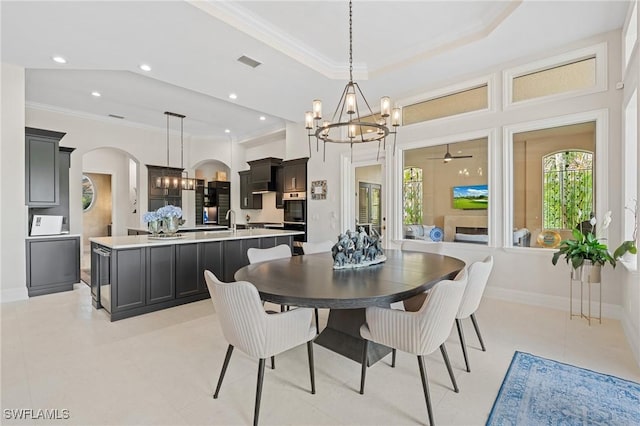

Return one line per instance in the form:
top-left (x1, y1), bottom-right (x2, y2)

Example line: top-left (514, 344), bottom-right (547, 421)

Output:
top-left (1, 285), bottom-right (639, 425)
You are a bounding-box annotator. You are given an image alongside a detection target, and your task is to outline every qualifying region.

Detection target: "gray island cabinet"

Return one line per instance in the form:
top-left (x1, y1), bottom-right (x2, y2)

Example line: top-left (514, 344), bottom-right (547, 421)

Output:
top-left (90, 229), bottom-right (301, 321)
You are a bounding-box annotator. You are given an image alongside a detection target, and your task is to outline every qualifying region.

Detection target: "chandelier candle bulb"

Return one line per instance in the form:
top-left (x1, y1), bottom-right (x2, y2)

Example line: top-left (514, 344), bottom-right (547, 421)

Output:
top-left (381, 97), bottom-right (391, 117)
top-left (305, 111), bottom-right (314, 129)
top-left (348, 124), bottom-right (356, 139)
top-left (346, 93), bottom-right (356, 114)
top-left (313, 100), bottom-right (322, 119)
top-left (391, 108), bottom-right (402, 126)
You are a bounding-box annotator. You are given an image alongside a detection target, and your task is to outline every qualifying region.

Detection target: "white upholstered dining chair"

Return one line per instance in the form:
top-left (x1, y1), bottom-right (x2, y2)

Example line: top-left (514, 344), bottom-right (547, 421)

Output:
top-left (302, 240), bottom-right (334, 255)
top-left (359, 269), bottom-right (468, 426)
top-left (455, 256), bottom-right (493, 373)
top-left (204, 270), bottom-right (316, 426)
top-left (249, 244), bottom-right (320, 333)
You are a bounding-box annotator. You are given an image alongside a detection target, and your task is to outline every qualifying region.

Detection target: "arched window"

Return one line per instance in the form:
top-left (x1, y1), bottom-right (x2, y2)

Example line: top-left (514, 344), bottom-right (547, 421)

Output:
top-left (403, 167), bottom-right (423, 225)
top-left (542, 150), bottom-right (593, 229)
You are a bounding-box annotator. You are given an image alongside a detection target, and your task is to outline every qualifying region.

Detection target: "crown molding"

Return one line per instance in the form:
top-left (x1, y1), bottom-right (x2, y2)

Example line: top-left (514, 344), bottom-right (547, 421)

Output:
top-left (186, 0), bottom-right (368, 80)
top-left (187, 0), bottom-right (520, 80)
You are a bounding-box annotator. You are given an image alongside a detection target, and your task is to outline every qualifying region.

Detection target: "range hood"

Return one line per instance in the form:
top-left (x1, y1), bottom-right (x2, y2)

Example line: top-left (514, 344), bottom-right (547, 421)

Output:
top-left (248, 157), bottom-right (281, 194)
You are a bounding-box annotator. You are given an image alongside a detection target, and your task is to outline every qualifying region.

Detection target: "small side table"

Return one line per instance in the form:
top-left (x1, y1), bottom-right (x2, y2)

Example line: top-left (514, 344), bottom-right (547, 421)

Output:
top-left (569, 264), bottom-right (602, 325)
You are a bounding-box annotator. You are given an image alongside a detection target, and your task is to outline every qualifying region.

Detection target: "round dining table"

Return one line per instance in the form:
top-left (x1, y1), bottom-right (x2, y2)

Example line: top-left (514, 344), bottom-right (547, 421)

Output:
top-left (234, 249), bottom-right (465, 365)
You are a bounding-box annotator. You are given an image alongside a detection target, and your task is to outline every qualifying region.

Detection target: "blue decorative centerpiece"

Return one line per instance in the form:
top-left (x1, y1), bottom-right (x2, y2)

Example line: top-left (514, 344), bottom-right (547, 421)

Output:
top-left (143, 211), bottom-right (161, 236)
top-left (332, 227), bottom-right (385, 269)
top-left (143, 205), bottom-right (184, 237)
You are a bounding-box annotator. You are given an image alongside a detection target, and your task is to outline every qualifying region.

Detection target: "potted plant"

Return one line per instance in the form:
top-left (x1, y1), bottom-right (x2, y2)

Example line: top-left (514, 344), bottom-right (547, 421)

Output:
top-left (143, 210), bottom-right (161, 236)
top-left (552, 211), bottom-right (615, 281)
top-left (613, 198), bottom-right (638, 261)
top-left (157, 205), bottom-right (183, 235)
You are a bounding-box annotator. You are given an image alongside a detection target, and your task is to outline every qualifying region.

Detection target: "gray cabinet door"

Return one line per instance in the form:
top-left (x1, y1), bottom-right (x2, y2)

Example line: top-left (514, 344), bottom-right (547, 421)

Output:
top-left (223, 238), bottom-right (260, 282)
top-left (199, 241), bottom-right (223, 291)
top-left (112, 248), bottom-right (146, 311)
top-left (26, 237), bottom-right (79, 296)
top-left (176, 243), bottom-right (201, 298)
top-left (146, 245), bottom-right (175, 304)
top-left (25, 135), bottom-right (59, 206)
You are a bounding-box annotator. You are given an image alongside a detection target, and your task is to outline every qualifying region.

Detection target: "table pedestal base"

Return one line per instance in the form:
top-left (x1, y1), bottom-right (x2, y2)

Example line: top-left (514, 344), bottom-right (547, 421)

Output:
top-left (314, 308), bottom-right (392, 365)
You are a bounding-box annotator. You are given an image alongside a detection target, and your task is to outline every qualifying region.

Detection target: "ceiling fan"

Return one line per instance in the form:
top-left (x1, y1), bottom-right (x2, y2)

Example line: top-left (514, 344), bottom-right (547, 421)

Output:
top-left (427, 144), bottom-right (473, 162)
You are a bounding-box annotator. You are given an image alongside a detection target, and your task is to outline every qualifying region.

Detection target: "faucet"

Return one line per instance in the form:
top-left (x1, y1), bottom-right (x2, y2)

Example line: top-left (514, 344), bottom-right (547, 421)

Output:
top-left (225, 209), bottom-right (236, 232)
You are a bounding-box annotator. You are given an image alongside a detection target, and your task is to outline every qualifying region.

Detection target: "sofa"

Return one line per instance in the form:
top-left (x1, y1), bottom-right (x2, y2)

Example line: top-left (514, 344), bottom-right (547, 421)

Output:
top-left (404, 224), bottom-right (440, 241)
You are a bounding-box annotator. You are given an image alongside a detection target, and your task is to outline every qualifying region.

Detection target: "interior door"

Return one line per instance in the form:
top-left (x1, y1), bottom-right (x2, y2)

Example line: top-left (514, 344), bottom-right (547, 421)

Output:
top-left (358, 182), bottom-right (382, 236)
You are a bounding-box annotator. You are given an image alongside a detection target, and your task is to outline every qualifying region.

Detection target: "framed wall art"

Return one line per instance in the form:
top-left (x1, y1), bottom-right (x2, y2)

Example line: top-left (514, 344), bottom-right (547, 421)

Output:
top-left (311, 180), bottom-right (327, 200)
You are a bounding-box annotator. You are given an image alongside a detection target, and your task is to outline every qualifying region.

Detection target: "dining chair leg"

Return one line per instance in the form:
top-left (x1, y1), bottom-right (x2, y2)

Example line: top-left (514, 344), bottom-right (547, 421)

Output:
top-left (307, 341), bottom-right (316, 394)
top-left (417, 355), bottom-right (435, 426)
top-left (271, 356), bottom-right (275, 370)
top-left (456, 318), bottom-right (470, 372)
top-left (391, 348), bottom-right (396, 368)
top-left (359, 339), bottom-right (369, 395)
top-left (470, 313), bottom-right (486, 351)
top-left (213, 344), bottom-right (234, 399)
top-left (439, 344), bottom-right (459, 393)
top-left (314, 308), bottom-right (319, 335)
top-left (253, 358), bottom-right (266, 426)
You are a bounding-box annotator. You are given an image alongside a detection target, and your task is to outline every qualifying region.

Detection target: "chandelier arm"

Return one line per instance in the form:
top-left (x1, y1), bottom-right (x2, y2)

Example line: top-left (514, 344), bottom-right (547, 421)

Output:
top-left (353, 97), bottom-right (366, 144)
top-left (330, 84), bottom-right (351, 125)
top-left (392, 132), bottom-right (397, 156)
top-left (353, 83), bottom-right (377, 118)
top-left (308, 133), bottom-right (312, 158)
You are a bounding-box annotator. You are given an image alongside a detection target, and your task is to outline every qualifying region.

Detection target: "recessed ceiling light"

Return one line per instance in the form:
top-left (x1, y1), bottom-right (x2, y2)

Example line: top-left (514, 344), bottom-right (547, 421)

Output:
top-left (52, 56), bottom-right (67, 64)
top-left (224, 129), bottom-right (231, 134)
top-left (228, 93), bottom-right (237, 100)
top-left (139, 64), bottom-right (151, 72)
top-left (259, 116), bottom-right (266, 121)
top-left (91, 91), bottom-right (101, 97)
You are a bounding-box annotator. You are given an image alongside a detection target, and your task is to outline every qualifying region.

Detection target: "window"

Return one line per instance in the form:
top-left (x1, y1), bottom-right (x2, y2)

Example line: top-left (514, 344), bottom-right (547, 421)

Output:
top-left (512, 57), bottom-right (596, 103)
top-left (504, 43), bottom-right (607, 108)
top-left (403, 167), bottom-right (423, 225)
top-left (403, 85), bottom-right (488, 125)
top-left (542, 151), bottom-right (594, 230)
top-left (82, 174), bottom-right (96, 211)
top-left (511, 121), bottom-right (596, 248)
top-left (402, 138), bottom-right (488, 242)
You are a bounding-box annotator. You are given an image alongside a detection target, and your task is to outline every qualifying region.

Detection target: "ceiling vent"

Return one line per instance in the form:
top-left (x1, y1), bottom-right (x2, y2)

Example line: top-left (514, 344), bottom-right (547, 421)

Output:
top-left (237, 55), bottom-right (262, 68)
top-left (108, 114), bottom-right (124, 119)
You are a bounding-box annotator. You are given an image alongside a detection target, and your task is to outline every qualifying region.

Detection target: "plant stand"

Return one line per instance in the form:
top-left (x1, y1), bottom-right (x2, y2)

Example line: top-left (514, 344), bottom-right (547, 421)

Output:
top-left (569, 264), bottom-right (602, 326)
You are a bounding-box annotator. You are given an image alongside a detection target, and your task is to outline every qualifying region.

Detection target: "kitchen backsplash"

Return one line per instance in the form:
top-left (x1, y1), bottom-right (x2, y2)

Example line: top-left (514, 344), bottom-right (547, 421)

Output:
top-left (240, 192), bottom-right (284, 224)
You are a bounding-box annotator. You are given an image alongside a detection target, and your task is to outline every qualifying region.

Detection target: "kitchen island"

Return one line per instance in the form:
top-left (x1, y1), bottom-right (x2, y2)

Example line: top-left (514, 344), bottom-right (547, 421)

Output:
top-left (90, 229), bottom-right (303, 321)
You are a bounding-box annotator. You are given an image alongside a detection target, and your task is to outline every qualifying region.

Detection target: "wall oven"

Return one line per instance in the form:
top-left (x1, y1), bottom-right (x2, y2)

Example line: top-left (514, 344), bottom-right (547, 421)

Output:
top-left (283, 192), bottom-right (306, 223)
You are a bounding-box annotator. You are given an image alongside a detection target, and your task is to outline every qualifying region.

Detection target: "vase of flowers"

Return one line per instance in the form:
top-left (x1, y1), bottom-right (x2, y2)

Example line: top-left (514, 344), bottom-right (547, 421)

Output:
top-left (552, 211), bottom-right (616, 276)
top-left (157, 205), bottom-right (183, 236)
top-left (143, 211), bottom-right (161, 236)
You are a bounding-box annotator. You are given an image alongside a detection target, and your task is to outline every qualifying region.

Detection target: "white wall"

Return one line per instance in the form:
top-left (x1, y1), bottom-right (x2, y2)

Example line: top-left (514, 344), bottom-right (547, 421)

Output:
top-left (1, 63), bottom-right (27, 302)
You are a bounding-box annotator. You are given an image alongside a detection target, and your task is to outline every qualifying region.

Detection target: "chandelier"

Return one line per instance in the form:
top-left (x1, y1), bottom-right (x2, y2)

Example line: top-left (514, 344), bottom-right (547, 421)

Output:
top-left (305, 0), bottom-right (401, 160)
top-left (155, 111), bottom-right (196, 191)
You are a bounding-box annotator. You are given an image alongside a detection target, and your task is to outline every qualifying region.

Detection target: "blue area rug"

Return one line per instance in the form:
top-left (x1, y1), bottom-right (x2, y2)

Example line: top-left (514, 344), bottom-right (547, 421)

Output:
top-left (486, 351), bottom-right (640, 426)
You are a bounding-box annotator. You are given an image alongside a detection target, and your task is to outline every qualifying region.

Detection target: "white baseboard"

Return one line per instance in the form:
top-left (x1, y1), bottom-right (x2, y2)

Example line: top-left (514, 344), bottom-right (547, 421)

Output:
top-left (1, 286), bottom-right (28, 303)
top-left (484, 286), bottom-right (623, 320)
top-left (621, 311), bottom-right (640, 367)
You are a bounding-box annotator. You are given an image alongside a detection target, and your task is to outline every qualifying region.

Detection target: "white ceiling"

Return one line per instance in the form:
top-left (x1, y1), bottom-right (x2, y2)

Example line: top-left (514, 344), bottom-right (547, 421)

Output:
top-left (1, 1), bottom-right (630, 141)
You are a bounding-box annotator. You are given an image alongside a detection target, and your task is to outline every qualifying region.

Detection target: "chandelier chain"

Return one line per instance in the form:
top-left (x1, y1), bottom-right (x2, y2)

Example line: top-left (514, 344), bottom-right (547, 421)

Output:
top-left (349, 0), bottom-right (353, 83)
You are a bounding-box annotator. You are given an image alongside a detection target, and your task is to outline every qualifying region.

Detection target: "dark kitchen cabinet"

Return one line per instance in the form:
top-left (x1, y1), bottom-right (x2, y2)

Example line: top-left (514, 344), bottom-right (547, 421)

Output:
top-left (283, 158), bottom-right (308, 192)
top-left (26, 236), bottom-right (80, 297)
top-left (147, 165), bottom-right (183, 210)
top-left (25, 127), bottom-right (66, 207)
top-left (112, 247), bottom-right (146, 312)
top-left (146, 245), bottom-right (175, 304)
top-left (239, 170), bottom-right (262, 209)
top-left (222, 238), bottom-right (261, 282)
top-left (195, 179), bottom-right (205, 225)
top-left (275, 166), bottom-right (284, 209)
top-left (199, 241), bottom-right (224, 291)
top-left (29, 147), bottom-right (75, 233)
top-left (176, 243), bottom-right (201, 298)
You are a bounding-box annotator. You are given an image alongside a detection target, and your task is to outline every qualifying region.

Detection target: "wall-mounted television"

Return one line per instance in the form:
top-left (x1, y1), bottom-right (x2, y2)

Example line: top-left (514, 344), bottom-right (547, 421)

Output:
top-left (453, 184), bottom-right (488, 210)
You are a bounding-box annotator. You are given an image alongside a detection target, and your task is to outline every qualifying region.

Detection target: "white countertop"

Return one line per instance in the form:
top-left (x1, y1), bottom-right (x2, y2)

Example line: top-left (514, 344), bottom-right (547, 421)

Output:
top-left (129, 225), bottom-right (228, 233)
top-left (91, 229), bottom-right (304, 249)
top-left (26, 233), bottom-right (81, 240)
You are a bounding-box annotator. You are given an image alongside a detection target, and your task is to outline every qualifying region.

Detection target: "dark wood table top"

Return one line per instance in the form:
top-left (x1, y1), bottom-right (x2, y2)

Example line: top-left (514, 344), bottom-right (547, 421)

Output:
top-left (234, 249), bottom-right (465, 309)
